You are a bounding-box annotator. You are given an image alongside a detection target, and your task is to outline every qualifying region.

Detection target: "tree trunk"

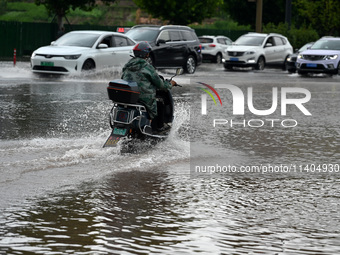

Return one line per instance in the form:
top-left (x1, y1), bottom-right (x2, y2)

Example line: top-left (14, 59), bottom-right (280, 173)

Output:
top-left (56, 12), bottom-right (65, 38)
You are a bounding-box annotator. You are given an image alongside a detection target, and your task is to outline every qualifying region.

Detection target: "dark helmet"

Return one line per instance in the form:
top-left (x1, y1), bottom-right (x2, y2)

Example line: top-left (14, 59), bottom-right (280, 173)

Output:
top-left (133, 41), bottom-right (152, 58)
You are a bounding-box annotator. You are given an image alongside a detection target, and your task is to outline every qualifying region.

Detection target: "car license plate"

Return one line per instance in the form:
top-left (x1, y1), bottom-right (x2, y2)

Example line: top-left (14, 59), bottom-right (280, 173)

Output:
top-left (202, 46), bottom-right (205, 50)
top-left (113, 127), bottom-right (127, 136)
top-left (230, 57), bottom-right (239, 61)
top-left (103, 133), bottom-right (121, 147)
top-left (307, 63), bottom-right (317, 68)
top-left (41, 61), bottom-right (54, 67)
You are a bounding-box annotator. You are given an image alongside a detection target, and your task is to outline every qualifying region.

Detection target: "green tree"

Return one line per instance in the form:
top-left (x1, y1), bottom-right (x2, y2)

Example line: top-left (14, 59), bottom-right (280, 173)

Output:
top-left (0, 0), bottom-right (7, 15)
top-left (223, 0), bottom-right (287, 29)
top-left (133, 0), bottom-right (223, 25)
top-left (35, 0), bottom-right (116, 32)
top-left (294, 0), bottom-right (340, 36)
top-left (263, 22), bottom-right (319, 48)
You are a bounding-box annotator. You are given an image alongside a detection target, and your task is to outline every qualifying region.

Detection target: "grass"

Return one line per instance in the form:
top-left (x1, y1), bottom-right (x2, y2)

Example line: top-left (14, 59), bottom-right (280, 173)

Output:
top-left (0, 2), bottom-right (49, 22)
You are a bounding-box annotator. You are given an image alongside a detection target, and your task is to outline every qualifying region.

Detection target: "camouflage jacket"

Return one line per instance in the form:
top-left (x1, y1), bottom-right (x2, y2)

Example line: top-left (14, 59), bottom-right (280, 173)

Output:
top-left (121, 57), bottom-right (172, 119)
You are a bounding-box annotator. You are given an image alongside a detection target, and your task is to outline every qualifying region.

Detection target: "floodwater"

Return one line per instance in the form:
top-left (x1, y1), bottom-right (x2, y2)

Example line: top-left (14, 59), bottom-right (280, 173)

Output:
top-left (0, 62), bottom-right (340, 254)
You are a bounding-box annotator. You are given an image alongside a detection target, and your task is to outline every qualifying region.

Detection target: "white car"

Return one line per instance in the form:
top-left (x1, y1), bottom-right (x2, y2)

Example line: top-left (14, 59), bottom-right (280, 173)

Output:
top-left (31, 30), bottom-right (136, 75)
top-left (224, 32), bottom-right (293, 70)
top-left (199, 35), bottom-right (232, 63)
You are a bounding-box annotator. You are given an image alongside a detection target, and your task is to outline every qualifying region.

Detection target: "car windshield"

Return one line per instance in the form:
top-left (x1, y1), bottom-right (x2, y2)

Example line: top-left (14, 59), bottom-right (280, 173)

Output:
top-left (199, 38), bottom-right (213, 43)
top-left (126, 29), bottom-right (159, 42)
top-left (235, 36), bottom-right (265, 46)
top-left (311, 39), bottom-right (340, 50)
top-left (55, 33), bottom-right (100, 48)
top-left (299, 43), bottom-right (313, 51)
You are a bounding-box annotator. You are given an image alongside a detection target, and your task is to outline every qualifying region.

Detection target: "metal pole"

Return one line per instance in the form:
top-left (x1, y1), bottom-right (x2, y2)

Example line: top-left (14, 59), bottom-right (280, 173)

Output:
top-left (285, 0), bottom-right (292, 28)
top-left (256, 0), bottom-right (263, 33)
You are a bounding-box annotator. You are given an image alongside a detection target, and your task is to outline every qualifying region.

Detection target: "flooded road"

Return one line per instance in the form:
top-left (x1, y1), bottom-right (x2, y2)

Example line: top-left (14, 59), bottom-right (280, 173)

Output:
top-left (0, 62), bottom-right (340, 254)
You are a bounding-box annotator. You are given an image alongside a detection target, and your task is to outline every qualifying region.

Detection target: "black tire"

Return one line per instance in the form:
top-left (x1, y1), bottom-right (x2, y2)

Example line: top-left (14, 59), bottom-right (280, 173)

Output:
top-left (255, 56), bottom-right (265, 70)
top-left (82, 59), bottom-right (95, 71)
top-left (215, 53), bottom-right (223, 64)
top-left (184, 55), bottom-right (196, 74)
top-left (282, 56), bottom-right (289, 70)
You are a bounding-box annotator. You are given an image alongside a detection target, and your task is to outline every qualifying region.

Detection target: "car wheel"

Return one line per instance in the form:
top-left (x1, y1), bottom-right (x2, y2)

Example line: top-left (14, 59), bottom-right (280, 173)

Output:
top-left (255, 56), bottom-right (265, 70)
top-left (215, 53), bottom-right (222, 64)
top-left (337, 63), bottom-right (340, 75)
top-left (282, 56), bottom-right (289, 70)
top-left (185, 55), bottom-right (196, 74)
top-left (82, 59), bottom-right (95, 71)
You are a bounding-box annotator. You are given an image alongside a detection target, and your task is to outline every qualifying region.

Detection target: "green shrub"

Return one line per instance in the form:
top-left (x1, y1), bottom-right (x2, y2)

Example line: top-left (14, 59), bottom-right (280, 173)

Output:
top-left (192, 18), bottom-right (251, 31)
top-left (289, 26), bottom-right (319, 49)
top-left (68, 8), bottom-right (103, 19)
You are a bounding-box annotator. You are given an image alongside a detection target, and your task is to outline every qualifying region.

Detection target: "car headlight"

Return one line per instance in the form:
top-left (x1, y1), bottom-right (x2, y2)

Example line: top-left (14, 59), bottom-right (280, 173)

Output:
top-left (297, 54), bottom-right (303, 59)
top-left (324, 55), bottom-right (338, 60)
top-left (245, 51), bottom-right (255, 55)
top-left (64, 54), bottom-right (81, 60)
top-left (31, 52), bottom-right (36, 58)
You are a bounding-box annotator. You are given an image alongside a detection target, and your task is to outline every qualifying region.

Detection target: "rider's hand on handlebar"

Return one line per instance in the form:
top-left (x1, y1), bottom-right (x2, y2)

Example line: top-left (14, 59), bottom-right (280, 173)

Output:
top-left (170, 80), bottom-right (177, 87)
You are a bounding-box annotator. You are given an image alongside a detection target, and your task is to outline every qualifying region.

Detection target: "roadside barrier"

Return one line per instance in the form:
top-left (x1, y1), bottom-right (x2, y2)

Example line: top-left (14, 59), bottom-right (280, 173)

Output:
top-left (13, 48), bottom-right (16, 66)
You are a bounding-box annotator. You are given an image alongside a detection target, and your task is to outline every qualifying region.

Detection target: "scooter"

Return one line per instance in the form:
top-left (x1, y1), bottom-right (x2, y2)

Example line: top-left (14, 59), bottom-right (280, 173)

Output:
top-left (103, 69), bottom-right (182, 148)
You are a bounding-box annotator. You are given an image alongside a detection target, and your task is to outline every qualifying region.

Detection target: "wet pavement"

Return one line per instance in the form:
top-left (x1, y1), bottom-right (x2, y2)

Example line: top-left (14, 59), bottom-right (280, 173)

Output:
top-left (0, 61), bottom-right (339, 254)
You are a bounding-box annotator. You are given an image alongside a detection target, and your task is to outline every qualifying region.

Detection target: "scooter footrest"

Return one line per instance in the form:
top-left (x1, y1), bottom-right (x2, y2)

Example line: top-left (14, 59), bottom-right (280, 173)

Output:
top-left (143, 125), bottom-right (153, 135)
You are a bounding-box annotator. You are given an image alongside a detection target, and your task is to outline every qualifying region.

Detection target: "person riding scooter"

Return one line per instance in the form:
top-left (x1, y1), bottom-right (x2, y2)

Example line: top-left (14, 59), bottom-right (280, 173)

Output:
top-left (121, 41), bottom-right (176, 131)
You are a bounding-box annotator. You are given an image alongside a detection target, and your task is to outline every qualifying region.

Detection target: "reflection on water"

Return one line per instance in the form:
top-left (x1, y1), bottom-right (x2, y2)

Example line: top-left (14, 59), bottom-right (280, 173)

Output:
top-left (1, 168), bottom-right (340, 254)
top-left (1, 64), bottom-right (340, 254)
top-left (190, 83), bottom-right (340, 164)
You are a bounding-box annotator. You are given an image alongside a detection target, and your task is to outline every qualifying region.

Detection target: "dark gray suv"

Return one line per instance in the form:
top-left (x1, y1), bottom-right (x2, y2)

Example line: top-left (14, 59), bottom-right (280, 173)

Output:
top-left (126, 25), bottom-right (202, 74)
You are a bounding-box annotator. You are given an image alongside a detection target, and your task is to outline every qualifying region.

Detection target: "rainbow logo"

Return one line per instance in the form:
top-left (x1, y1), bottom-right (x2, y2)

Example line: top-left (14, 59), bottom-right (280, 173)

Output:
top-left (197, 82), bottom-right (222, 106)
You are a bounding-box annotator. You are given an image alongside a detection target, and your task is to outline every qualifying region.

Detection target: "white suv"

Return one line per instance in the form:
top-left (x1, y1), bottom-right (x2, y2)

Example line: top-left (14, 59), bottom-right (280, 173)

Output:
top-left (199, 35), bottom-right (233, 63)
top-left (224, 33), bottom-right (293, 70)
